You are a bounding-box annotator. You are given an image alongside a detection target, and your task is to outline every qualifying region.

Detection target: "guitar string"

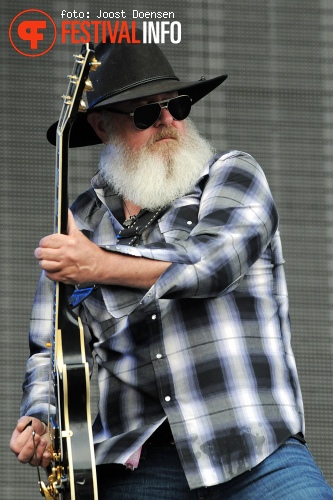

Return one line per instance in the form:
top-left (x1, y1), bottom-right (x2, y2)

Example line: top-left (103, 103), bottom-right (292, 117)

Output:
top-left (32, 431), bottom-right (43, 486)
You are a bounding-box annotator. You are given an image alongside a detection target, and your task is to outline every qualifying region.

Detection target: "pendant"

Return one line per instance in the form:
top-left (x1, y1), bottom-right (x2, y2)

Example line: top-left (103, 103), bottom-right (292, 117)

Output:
top-left (123, 215), bottom-right (137, 227)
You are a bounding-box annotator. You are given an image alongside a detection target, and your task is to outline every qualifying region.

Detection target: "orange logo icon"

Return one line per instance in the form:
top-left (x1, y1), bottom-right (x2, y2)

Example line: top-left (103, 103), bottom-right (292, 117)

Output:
top-left (9, 9), bottom-right (57, 57)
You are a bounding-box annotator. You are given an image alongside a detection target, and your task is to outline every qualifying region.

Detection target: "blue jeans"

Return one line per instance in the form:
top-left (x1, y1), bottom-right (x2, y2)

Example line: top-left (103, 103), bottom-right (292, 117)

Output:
top-left (97, 438), bottom-right (333, 499)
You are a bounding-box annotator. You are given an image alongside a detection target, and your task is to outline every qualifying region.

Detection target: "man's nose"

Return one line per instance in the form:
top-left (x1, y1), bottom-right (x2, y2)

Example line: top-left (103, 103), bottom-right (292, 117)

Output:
top-left (154, 107), bottom-right (174, 127)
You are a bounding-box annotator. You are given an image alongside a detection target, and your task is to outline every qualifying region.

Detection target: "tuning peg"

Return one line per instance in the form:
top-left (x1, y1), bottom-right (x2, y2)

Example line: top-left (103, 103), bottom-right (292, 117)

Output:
top-left (84, 77), bottom-right (94, 92)
top-left (62, 95), bottom-right (72, 104)
top-left (90, 57), bottom-right (101, 71)
top-left (78, 99), bottom-right (87, 111)
top-left (67, 74), bottom-right (78, 83)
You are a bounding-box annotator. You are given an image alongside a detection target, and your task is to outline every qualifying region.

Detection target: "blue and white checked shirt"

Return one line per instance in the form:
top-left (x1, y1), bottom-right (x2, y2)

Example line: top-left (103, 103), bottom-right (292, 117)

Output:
top-left (21, 151), bottom-right (304, 489)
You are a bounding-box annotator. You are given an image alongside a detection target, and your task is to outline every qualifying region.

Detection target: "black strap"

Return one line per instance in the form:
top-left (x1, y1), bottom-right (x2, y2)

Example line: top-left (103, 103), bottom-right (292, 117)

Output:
top-left (116, 208), bottom-right (164, 246)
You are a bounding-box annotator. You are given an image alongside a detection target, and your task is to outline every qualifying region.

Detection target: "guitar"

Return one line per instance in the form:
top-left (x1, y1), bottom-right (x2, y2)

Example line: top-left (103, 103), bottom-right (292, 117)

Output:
top-left (39, 43), bottom-right (100, 499)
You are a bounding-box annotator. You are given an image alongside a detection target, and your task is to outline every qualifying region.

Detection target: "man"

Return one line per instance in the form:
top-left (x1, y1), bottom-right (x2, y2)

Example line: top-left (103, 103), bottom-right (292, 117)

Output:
top-left (10, 29), bottom-right (333, 498)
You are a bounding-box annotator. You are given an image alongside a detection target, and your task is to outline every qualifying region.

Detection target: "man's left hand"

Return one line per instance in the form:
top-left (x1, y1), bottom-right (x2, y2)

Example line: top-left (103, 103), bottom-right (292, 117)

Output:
top-left (34, 210), bottom-right (103, 285)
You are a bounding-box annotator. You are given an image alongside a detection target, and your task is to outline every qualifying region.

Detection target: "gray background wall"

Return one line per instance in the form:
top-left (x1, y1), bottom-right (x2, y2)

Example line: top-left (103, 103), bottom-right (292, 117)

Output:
top-left (1, 1), bottom-right (332, 498)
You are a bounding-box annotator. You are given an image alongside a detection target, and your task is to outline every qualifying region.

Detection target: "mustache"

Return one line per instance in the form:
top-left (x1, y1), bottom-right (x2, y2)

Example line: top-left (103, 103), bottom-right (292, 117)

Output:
top-left (146, 126), bottom-right (182, 146)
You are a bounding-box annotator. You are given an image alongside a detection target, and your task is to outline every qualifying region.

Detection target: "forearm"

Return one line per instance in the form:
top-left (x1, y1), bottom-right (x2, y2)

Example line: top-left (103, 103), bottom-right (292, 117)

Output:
top-left (34, 210), bottom-right (171, 288)
top-left (93, 248), bottom-right (172, 289)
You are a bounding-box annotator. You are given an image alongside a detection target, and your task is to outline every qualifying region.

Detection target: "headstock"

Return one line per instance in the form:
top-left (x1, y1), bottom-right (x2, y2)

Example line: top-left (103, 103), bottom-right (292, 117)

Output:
top-left (57, 43), bottom-right (100, 136)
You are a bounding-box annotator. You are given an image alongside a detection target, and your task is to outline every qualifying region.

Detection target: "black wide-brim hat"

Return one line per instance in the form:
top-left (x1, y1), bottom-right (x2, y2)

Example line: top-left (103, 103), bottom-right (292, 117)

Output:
top-left (47, 28), bottom-right (227, 147)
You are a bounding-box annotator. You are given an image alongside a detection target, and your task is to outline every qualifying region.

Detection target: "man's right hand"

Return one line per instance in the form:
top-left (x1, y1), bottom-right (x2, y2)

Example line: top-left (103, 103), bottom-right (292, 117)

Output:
top-left (10, 416), bottom-right (52, 468)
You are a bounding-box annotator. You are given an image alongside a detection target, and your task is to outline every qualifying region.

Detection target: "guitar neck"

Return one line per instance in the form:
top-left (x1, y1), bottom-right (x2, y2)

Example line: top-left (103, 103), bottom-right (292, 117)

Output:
top-left (54, 128), bottom-right (84, 366)
top-left (45, 43), bottom-right (99, 499)
top-left (55, 130), bottom-right (70, 237)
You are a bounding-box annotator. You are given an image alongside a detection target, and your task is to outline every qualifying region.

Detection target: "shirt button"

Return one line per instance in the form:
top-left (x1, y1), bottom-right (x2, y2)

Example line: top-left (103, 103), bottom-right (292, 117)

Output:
top-left (152, 314), bottom-right (157, 320)
top-left (187, 220), bottom-right (193, 225)
top-left (156, 353), bottom-right (162, 359)
top-left (164, 396), bottom-right (171, 402)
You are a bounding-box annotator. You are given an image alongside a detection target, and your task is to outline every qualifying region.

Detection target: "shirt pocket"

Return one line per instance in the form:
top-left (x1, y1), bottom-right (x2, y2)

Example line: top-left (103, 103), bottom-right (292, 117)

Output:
top-left (158, 205), bottom-right (199, 243)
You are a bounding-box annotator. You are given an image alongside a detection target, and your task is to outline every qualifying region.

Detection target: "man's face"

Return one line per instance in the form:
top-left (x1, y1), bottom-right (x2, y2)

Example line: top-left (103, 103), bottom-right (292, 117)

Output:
top-left (96, 100), bottom-right (214, 210)
top-left (107, 92), bottom-right (186, 150)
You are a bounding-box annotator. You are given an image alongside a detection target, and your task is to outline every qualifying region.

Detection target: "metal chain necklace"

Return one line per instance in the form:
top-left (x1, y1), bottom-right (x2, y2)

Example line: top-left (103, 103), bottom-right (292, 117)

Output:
top-left (123, 199), bottom-right (141, 227)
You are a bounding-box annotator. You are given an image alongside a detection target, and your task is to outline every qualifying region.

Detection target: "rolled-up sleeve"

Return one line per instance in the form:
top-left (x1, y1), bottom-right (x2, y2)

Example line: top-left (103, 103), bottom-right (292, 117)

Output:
top-left (20, 273), bottom-right (56, 422)
top-left (111, 151), bottom-right (279, 299)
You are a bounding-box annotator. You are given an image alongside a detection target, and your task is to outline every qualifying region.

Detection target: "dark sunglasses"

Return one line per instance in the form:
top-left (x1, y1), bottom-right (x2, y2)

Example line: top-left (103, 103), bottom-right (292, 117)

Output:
top-left (107, 95), bottom-right (192, 130)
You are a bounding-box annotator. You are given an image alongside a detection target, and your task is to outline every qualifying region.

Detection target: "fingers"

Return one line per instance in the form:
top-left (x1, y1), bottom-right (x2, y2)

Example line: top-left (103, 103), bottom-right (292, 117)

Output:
top-left (16, 416), bottom-right (46, 435)
top-left (35, 210), bottom-right (78, 257)
top-left (33, 213), bottom-right (100, 285)
top-left (34, 247), bottom-right (62, 277)
top-left (34, 234), bottom-right (73, 276)
top-left (28, 431), bottom-right (52, 468)
top-left (67, 209), bottom-right (79, 235)
top-left (35, 233), bottom-right (67, 253)
top-left (10, 417), bottom-right (51, 468)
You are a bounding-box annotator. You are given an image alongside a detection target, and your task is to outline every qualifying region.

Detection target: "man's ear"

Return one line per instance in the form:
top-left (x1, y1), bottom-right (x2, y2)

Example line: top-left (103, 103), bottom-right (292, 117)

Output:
top-left (87, 112), bottom-right (110, 144)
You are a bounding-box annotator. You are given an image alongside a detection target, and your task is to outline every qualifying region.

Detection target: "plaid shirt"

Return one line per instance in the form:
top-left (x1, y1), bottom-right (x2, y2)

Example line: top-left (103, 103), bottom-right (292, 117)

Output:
top-left (21, 151), bottom-right (304, 489)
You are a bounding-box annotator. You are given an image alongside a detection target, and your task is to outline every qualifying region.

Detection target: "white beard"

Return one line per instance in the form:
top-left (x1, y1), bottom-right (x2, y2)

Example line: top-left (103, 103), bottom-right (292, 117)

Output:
top-left (98, 119), bottom-right (214, 210)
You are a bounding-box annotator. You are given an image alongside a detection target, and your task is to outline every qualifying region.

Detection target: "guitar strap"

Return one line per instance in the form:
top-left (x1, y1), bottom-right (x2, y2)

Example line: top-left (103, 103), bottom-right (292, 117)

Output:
top-left (116, 207), bottom-right (165, 245)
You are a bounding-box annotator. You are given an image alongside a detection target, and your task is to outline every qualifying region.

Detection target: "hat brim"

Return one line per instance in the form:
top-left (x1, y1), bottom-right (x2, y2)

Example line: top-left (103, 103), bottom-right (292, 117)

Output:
top-left (47, 74), bottom-right (227, 148)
